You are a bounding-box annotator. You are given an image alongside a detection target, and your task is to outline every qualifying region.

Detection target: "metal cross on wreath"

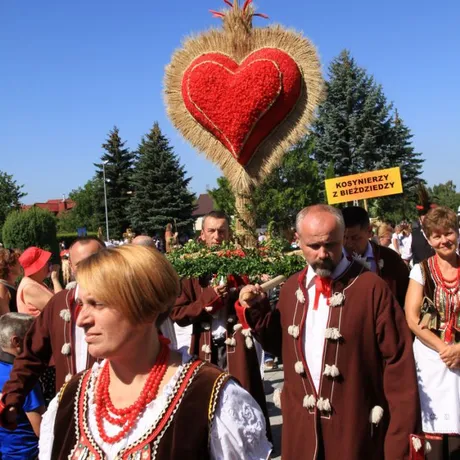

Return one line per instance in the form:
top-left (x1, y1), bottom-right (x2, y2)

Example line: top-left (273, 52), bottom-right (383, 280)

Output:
top-left (164, 0), bottom-right (323, 246)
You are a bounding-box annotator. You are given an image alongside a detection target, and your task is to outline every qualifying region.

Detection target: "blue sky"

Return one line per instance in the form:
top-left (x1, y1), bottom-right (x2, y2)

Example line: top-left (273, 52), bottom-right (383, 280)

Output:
top-left (1, 0), bottom-right (459, 204)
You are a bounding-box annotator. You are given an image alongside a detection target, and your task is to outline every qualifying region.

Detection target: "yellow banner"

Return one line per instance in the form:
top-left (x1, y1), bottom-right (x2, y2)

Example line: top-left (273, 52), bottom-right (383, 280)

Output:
top-left (325, 167), bottom-right (403, 205)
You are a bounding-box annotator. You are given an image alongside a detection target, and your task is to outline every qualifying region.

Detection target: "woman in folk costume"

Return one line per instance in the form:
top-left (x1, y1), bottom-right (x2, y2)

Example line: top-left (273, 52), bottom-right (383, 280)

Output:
top-left (406, 206), bottom-right (460, 458)
top-left (39, 245), bottom-right (271, 460)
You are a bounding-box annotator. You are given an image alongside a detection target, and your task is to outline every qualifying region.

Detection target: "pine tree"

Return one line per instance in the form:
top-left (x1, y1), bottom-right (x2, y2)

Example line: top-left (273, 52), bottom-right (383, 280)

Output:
top-left (313, 50), bottom-right (394, 178)
top-left (128, 123), bottom-right (196, 236)
top-left (94, 127), bottom-right (134, 239)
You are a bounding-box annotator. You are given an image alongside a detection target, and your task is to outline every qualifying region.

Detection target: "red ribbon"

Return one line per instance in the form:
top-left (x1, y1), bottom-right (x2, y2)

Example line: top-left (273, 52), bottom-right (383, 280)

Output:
top-left (313, 277), bottom-right (332, 310)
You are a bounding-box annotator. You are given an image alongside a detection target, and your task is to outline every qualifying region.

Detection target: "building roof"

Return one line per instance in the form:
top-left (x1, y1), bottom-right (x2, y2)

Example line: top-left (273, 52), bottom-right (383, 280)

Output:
top-left (22, 199), bottom-right (75, 215)
top-left (192, 194), bottom-right (214, 217)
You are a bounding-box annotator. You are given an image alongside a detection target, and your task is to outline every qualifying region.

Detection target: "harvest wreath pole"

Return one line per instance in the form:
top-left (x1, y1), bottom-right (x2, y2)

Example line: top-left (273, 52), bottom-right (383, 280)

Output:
top-left (164, 0), bottom-right (324, 247)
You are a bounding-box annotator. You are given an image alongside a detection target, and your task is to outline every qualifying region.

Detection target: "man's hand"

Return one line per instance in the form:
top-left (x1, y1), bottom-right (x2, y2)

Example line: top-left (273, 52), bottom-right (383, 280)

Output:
top-left (213, 283), bottom-right (228, 299)
top-left (50, 264), bottom-right (60, 280)
top-left (239, 284), bottom-right (266, 308)
top-left (0, 402), bottom-right (18, 431)
top-left (439, 343), bottom-right (460, 369)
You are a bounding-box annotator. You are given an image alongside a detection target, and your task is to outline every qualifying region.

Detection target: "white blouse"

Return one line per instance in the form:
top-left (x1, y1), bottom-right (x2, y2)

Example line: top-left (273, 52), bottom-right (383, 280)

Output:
top-left (39, 351), bottom-right (272, 460)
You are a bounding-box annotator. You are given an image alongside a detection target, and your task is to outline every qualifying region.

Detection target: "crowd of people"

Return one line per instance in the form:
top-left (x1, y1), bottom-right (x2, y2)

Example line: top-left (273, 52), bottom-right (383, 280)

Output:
top-left (0, 201), bottom-right (458, 459)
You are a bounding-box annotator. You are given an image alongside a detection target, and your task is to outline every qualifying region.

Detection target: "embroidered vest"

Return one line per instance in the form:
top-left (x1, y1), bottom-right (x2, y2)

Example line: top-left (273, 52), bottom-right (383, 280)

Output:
top-left (51, 360), bottom-right (231, 460)
top-left (420, 258), bottom-right (460, 343)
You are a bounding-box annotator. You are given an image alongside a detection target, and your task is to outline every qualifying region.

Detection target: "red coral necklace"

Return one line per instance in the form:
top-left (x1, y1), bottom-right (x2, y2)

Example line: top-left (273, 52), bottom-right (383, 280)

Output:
top-left (95, 336), bottom-right (170, 444)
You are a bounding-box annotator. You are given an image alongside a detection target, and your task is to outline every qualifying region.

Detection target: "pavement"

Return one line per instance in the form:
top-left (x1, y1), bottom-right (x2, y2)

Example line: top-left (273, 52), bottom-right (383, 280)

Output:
top-left (264, 364), bottom-right (284, 460)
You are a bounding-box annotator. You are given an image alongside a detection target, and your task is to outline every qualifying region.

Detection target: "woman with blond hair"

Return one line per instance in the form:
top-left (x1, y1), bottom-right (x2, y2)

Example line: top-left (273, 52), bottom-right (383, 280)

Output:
top-left (38, 245), bottom-right (271, 459)
top-left (405, 206), bottom-right (460, 458)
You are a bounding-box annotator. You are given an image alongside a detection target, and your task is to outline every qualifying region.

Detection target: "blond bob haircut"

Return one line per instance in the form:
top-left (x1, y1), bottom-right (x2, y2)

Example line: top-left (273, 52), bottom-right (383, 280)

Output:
top-left (76, 245), bottom-right (180, 325)
top-left (422, 206), bottom-right (459, 238)
top-left (377, 224), bottom-right (393, 238)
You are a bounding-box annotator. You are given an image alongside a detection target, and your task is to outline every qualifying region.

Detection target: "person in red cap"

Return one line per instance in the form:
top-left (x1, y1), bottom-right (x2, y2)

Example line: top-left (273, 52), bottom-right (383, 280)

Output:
top-left (17, 247), bottom-right (62, 317)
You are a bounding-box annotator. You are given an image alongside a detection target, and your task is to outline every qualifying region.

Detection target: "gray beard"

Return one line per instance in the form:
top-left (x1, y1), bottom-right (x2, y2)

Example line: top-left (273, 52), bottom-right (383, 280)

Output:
top-left (314, 268), bottom-right (333, 278)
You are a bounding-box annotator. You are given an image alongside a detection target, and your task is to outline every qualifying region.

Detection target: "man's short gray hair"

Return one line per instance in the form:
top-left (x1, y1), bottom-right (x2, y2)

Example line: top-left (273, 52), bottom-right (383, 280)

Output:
top-left (0, 313), bottom-right (34, 348)
top-left (295, 204), bottom-right (345, 235)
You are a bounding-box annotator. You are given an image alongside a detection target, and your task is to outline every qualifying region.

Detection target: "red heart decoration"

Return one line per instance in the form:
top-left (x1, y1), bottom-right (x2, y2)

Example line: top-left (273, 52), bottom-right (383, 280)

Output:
top-left (182, 48), bottom-right (302, 166)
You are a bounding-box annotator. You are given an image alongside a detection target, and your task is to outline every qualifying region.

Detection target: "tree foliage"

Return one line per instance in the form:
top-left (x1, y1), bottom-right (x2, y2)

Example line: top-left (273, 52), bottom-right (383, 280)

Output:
top-left (313, 50), bottom-right (424, 220)
top-left (429, 181), bottom-right (460, 212)
top-left (2, 207), bottom-right (58, 254)
top-left (94, 127), bottom-right (135, 239)
top-left (0, 171), bottom-right (26, 231)
top-left (128, 123), bottom-right (196, 235)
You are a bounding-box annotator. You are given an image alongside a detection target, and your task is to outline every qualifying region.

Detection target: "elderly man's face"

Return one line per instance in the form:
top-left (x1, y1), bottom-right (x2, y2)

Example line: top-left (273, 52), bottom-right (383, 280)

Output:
top-left (297, 212), bottom-right (344, 277)
top-left (200, 217), bottom-right (229, 248)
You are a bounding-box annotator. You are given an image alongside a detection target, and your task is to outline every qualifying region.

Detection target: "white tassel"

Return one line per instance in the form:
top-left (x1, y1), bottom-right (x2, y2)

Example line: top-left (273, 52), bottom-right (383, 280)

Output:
top-left (369, 406), bottom-right (384, 425)
top-left (303, 394), bottom-right (316, 409)
top-left (425, 441), bottom-right (432, 454)
top-left (295, 288), bottom-right (305, 303)
top-left (245, 336), bottom-right (253, 349)
top-left (201, 344), bottom-right (211, 354)
top-left (288, 325), bottom-right (300, 339)
top-left (273, 388), bottom-right (282, 409)
top-left (233, 323), bottom-right (243, 332)
top-left (59, 309), bottom-right (71, 322)
top-left (378, 259), bottom-right (384, 269)
top-left (412, 436), bottom-right (422, 452)
top-left (225, 337), bottom-right (236, 347)
top-left (201, 322), bottom-right (211, 331)
top-left (65, 373), bottom-right (72, 383)
top-left (324, 328), bottom-right (342, 340)
top-left (294, 361), bottom-right (305, 374)
top-left (61, 343), bottom-right (71, 356)
top-left (323, 364), bottom-right (340, 378)
top-left (329, 292), bottom-right (345, 307)
top-left (227, 316), bottom-right (235, 324)
top-left (241, 328), bottom-right (252, 337)
top-left (317, 397), bottom-right (331, 412)
top-left (353, 254), bottom-right (371, 270)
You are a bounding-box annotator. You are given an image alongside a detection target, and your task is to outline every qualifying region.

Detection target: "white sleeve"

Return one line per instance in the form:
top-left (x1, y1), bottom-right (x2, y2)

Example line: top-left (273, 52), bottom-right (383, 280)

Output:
top-left (38, 394), bottom-right (59, 460)
top-left (409, 263), bottom-right (424, 286)
top-left (210, 380), bottom-right (272, 460)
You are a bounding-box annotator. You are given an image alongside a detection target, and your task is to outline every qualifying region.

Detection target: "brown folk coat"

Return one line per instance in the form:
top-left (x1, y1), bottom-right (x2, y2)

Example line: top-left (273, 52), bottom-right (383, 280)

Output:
top-left (245, 261), bottom-right (421, 460)
top-left (171, 277), bottom-right (271, 437)
top-left (2, 289), bottom-right (96, 410)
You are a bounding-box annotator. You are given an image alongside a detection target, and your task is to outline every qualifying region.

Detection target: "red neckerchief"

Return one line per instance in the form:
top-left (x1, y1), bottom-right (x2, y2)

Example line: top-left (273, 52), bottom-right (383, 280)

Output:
top-left (313, 276), bottom-right (332, 310)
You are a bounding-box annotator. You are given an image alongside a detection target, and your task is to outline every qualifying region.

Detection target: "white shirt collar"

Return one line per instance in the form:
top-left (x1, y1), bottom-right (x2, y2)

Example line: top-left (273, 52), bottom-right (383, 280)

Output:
top-left (306, 252), bottom-right (351, 287)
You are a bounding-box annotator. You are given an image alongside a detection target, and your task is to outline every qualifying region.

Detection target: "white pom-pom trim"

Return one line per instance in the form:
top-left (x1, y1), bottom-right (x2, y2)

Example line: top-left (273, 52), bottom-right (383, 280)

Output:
top-left (65, 373), bottom-right (72, 383)
top-left (245, 336), bottom-right (253, 349)
top-left (369, 406), bottom-right (384, 425)
top-left (273, 388), bottom-right (282, 409)
top-left (201, 344), bottom-right (211, 354)
top-left (61, 343), bottom-right (71, 355)
top-left (329, 292), bottom-right (345, 307)
top-left (425, 441), bottom-right (432, 454)
top-left (317, 397), bottom-right (331, 412)
top-left (295, 288), bottom-right (305, 303)
top-left (225, 337), bottom-right (237, 347)
top-left (324, 328), bottom-right (342, 340)
top-left (241, 328), bottom-right (252, 337)
top-left (303, 394), bottom-right (316, 409)
top-left (378, 259), bottom-right (385, 269)
top-left (412, 436), bottom-right (422, 452)
top-left (294, 361), bottom-right (305, 374)
top-left (59, 309), bottom-right (71, 322)
top-left (288, 325), bottom-right (300, 339)
top-left (201, 322), bottom-right (211, 331)
top-left (233, 324), bottom-right (243, 332)
top-left (323, 364), bottom-right (340, 378)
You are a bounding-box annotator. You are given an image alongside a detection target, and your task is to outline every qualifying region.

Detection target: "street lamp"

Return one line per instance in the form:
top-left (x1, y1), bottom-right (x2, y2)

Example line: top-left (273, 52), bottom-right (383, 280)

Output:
top-left (102, 160), bottom-right (110, 242)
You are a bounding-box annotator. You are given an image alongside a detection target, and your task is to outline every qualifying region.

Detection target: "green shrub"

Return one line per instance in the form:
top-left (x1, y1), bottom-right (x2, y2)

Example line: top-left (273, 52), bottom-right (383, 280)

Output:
top-left (2, 208), bottom-right (59, 257)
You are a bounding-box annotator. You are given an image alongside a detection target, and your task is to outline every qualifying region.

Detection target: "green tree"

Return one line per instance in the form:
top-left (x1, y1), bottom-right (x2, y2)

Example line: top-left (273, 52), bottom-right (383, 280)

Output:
top-left (128, 123), bottom-right (196, 235)
top-left (208, 177), bottom-right (236, 217)
top-left (2, 207), bottom-right (58, 254)
top-left (429, 181), bottom-right (460, 212)
top-left (0, 171), bottom-right (26, 231)
top-left (209, 136), bottom-right (321, 233)
top-left (60, 179), bottom-right (102, 233)
top-left (313, 50), bottom-right (424, 219)
top-left (94, 127), bottom-right (135, 239)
